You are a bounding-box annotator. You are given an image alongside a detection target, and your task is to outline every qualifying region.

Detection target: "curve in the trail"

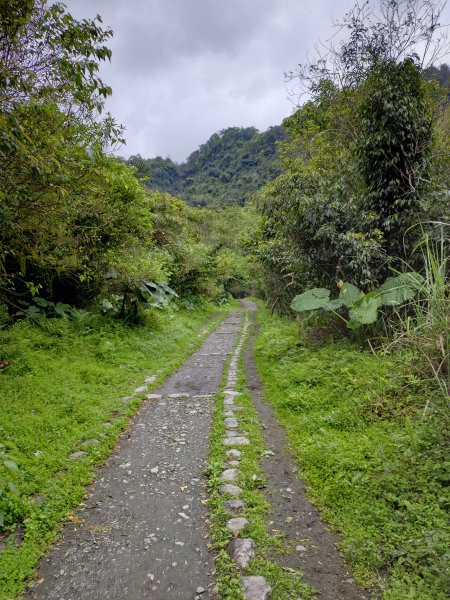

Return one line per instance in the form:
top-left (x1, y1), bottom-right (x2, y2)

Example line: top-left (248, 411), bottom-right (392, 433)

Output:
top-left (26, 310), bottom-right (244, 600)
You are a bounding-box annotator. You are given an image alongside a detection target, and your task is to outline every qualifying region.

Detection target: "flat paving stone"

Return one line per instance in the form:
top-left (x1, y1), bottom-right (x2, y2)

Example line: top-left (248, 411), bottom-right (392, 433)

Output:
top-left (226, 517), bottom-right (248, 533)
top-left (225, 430), bottom-right (239, 437)
top-left (134, 385), bottom-right (147, 393)
top-left (224, 498), bottom-right (244, 514)
top-left (218, 484), bottom-right (243, 496)
top-left (227, 538), bottom-right (256, 568)
top-left (81, 439), bottom-right (99, 447)
top-left (68, 451), bottom-right (87, 460)
top-left (226, 449), bottom-right (242, 459)
top-left (223, 436), bottom-right (250, 446)
top-left (242, 576), bottom-right (271, 600)
top-left (224, 417), bottom-right (238, 428)
top-left (220, 468), bottom-right (239, 482)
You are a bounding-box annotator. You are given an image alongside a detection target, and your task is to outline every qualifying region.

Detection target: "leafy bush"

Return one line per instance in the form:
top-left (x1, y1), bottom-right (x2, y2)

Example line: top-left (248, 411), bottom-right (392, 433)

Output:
top-left (15, 298), bottom-right (80, 321)
top-left (253, 1), bottom-right (450, 312)
top-left (291, 272), bottom-right (424, 330)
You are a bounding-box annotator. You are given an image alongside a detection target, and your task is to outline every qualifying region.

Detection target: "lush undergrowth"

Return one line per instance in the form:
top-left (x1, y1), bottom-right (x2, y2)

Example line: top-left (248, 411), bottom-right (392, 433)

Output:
top-left (254, 308), bottom-right (449, 600)
top-left (0, 303), bottom-right (232, 599)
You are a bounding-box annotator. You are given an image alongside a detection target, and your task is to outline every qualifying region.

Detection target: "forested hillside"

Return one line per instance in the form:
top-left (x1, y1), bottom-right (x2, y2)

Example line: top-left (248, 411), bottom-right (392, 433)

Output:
top-left (127, 125), bottom-right (285, 207)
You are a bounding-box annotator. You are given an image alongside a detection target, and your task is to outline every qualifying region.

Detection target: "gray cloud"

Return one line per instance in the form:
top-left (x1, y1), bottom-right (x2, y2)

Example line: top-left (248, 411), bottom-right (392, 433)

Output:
top-left (64, 0), bottom-right (450, 161)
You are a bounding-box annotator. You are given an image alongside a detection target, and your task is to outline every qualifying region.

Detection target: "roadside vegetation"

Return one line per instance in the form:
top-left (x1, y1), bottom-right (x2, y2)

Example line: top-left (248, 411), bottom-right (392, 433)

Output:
top-left (249, 1), bottom-right (449, 598)
top-left (0, 2), bottom-right (254, 595)
top-left (254, 308), bottom-right (449, 599)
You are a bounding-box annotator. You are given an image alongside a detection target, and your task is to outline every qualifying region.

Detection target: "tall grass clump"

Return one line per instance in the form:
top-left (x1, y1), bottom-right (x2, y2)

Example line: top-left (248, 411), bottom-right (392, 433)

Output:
top-left (387, 224), bottom-right (449, 398)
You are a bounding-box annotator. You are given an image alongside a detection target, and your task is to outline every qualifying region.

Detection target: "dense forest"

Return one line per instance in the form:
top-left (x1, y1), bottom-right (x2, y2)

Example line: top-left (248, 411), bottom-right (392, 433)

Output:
top-left (126, 125), bottom-right (285, 207)
top-left (0, 1), bottom-right (449, 599)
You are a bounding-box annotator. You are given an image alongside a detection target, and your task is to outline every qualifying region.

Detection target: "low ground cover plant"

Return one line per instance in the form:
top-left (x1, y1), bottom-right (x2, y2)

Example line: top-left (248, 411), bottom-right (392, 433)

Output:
top-left (254, 308), bottom-right (449, 599)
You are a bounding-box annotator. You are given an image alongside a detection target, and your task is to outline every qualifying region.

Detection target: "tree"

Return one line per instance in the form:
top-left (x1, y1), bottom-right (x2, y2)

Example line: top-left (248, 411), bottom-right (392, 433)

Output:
top-left (0, 2), bottom-right (141, 314)
top-left (0, 0), bottom-right (113, 115)
top-left (255, 0), bottom-right (449, 310)
top-left (287, 0), bottom-right (449, 97)
top-left (358, 59), bottom-right (434, 257)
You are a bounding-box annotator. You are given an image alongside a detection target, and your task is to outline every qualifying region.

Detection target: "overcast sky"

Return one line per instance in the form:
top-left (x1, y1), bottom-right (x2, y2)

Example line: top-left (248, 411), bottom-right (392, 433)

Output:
top-left (64, 0), bottom-right (449, 162)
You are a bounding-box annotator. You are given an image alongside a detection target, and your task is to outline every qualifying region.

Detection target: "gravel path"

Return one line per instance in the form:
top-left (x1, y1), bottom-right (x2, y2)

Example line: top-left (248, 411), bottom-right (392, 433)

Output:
top-left (26, 310), bottom-right (244, 600)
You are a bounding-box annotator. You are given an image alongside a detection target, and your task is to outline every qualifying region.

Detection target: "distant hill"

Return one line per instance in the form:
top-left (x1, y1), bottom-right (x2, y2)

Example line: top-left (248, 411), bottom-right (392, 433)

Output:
top-left (127, 125), bottom-right (285, 208)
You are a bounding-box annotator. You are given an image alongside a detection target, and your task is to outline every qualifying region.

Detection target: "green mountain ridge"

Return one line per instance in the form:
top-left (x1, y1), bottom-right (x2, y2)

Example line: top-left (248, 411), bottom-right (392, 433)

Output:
top-left (127, 125), bottom-right (285, 207)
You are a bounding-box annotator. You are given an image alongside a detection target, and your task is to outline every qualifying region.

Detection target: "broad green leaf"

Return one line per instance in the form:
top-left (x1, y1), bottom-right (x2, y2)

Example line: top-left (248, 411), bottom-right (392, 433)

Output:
top-left (347, 318), bottom-right (363, 330)
top-left (161, 282), bottom-right (179, 297)
top-left (3, 459), bottom-right (18, 473)
top-left (349, 292), bottom-right (381, 325)
top-left (101, 299), bottom-right (113, 311)
top-left (291, 288), bottom-right (331, 312)
top-left (324, 298), bottom-right (344, 311)
top-left (379, 272), bottom-right (422, 306)
top-left (339, 283), bottom-right (362, 307)
top-left (33, 297), bottom-right (53, 308)
top-left (138, 283), bottom-right (151, 295)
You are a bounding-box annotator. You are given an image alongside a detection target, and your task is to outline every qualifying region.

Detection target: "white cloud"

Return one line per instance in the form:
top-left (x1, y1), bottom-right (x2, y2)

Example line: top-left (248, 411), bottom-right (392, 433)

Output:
top-left (64, 0), bottom-right (450, 161)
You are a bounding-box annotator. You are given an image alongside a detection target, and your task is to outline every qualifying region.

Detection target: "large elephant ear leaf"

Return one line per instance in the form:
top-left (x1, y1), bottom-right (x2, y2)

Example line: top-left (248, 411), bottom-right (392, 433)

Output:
top-left (324, 298), bottom-right (344, 311)
top-left (339, 282), bottom-right (362, 307)
top-left (349, 292), bottom-right (381, 325)
top-left (161, 282), bottom-right (179, 298)
top-left (291, 288), bottom-right (331, 312)
top-left (379, 272), bottom-right (422, 306)
top-left (324, 282), bottom-right (361, 311)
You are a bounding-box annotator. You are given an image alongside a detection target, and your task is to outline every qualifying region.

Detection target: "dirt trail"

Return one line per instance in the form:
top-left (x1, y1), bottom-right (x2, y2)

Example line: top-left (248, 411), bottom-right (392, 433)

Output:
top-left (26, 310), bottom-right (244, 600)
top-left (244, 307), bottom-right (372, 600)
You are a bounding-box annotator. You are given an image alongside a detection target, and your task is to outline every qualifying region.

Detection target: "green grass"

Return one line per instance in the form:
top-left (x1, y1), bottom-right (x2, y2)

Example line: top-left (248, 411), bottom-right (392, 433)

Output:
top-left (206, 313), bottom-right (315, 600)
top-left (0, 302), bottom-right (234, 599)
top-left (253, 308), bottom-right (450, 600)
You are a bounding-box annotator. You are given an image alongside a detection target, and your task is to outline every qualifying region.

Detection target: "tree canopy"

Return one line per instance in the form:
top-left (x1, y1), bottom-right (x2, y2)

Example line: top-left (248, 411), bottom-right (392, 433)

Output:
top-left (127, 125), bottom-right (285, 208)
